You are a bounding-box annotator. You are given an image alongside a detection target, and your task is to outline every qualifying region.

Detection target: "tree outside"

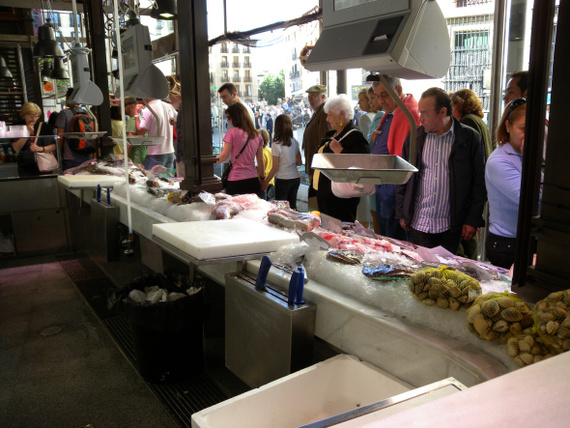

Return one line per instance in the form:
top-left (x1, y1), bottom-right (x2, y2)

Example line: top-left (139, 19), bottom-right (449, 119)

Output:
top-left (258, 70), bottom-right (285, 105)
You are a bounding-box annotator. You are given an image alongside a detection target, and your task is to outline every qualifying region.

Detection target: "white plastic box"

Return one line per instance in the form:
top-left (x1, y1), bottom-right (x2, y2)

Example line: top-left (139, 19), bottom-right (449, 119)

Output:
top-left (191, 354), bottom-right (412, 428)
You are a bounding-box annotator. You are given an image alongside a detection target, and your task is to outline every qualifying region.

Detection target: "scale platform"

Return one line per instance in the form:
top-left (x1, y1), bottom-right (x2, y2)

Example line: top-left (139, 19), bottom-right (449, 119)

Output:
top-left (311, 153), bottom-right (417, 185)
top-left (109, 136), bottom-right (163, 146)
top-left (61, 131), bottom-right (107, 140)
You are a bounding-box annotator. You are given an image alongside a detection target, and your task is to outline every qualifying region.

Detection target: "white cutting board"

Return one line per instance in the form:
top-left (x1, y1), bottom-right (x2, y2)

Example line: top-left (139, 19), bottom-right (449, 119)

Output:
top-left (58, 174), bottom-right (125, 188)
top-left (153, 218), bottom-right (299, 260)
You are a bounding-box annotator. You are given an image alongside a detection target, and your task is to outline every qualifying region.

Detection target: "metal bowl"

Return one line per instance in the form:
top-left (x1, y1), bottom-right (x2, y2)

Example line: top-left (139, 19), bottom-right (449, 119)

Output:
top-left (311, 153), bottom-right (418, 185)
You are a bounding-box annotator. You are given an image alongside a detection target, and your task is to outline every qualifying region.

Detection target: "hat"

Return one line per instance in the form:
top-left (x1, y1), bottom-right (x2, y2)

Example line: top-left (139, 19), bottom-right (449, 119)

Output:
top-left (305, 84), bottom-right (327, 94)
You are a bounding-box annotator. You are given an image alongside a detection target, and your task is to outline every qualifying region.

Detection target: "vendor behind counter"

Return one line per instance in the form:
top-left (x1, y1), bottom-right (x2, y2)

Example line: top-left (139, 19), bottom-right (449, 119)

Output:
top-left (11, 102), bottom-right (57, 176)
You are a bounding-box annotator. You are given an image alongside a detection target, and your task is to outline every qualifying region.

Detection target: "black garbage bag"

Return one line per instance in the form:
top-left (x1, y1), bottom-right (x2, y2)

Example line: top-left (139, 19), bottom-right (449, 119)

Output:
top-left (108, 273), bottom-right (207, 382)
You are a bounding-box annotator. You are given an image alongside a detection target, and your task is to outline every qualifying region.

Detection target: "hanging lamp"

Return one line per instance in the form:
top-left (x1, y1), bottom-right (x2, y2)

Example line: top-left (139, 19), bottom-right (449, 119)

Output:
top-left (151, 0), bottom-right (177, 20)
top-left (0, 55), bottom-right (12, 78)
top-left (51, 58), bottom-right (69, 79)
top-left (40, 60), bottom-right (53, 81)
top-left (33, 19), bottom-right (65, 58)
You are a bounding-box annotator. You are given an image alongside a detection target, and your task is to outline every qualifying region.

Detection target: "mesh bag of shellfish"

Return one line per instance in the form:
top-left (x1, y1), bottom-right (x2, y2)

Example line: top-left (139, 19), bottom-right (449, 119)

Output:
top-left (407, 266), bottom-right (481, 311)
top-left (533, 289), bottom-right (570, 354)
top-left (507, 331), bottom-right (554, 368)
top-left (466, 291), bottom-right (534, 342)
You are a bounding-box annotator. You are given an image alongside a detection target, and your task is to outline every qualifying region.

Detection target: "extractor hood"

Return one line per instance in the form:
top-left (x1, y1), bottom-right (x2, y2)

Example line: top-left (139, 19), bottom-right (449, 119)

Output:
top-left (304, 0), bottom-right (451, 79)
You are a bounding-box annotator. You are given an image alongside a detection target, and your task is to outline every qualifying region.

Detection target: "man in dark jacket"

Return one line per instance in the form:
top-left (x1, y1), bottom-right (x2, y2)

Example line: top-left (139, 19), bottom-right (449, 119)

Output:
top-left (395, 87), bottom-right (486, 254)
top-left (302, 84), bottom-right (330, 210)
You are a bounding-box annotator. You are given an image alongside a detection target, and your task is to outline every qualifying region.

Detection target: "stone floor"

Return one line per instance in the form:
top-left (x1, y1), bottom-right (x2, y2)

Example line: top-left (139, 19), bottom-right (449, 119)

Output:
top-left (0, 254), bottom-right (177, 428)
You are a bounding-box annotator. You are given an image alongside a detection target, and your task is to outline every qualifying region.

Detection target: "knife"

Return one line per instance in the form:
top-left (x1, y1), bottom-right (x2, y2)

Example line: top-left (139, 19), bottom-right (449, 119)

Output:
top-left (255, 255), bottom-right (272, 291)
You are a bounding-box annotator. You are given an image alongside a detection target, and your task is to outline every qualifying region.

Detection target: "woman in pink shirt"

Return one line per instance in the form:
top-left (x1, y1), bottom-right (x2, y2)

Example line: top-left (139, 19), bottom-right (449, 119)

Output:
top-left (216, 103), bottom-right (265, 195)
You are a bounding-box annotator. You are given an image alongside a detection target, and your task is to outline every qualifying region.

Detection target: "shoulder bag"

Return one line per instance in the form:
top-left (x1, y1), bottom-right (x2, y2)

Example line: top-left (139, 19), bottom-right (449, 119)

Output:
top-left (221, 135), bottom-right (251, 188)
top-left (34, 122), bottom-right (59, 172)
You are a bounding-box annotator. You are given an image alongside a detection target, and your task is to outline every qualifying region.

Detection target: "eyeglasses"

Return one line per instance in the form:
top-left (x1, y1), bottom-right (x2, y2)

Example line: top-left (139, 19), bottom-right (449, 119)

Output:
top-left (507, 98), bottom-right (527, 119)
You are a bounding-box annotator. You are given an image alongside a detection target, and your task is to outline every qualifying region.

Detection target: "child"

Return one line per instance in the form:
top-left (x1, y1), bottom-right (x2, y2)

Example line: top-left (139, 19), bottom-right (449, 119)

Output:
top-left (261, 114), bottom-right (302, 209)
top-left (259, 129), bottom-right (275, 200)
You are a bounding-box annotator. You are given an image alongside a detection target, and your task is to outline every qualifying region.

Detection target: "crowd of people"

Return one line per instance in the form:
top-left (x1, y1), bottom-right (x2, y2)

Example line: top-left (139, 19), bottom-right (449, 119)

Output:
top-left (8, 69), bottom-right (532, 270)
top-left (210, 72), bottom-right (533, 269)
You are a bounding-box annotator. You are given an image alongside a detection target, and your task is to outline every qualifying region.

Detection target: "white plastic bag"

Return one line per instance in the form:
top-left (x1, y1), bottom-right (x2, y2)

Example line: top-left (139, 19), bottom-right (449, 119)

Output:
top-left (331, 181), bottom-right (375, 198)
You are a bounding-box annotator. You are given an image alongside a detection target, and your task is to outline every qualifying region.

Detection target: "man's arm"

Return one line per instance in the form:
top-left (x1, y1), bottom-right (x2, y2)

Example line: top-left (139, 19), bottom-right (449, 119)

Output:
top-left (395, 133), bottom-right (412, 227)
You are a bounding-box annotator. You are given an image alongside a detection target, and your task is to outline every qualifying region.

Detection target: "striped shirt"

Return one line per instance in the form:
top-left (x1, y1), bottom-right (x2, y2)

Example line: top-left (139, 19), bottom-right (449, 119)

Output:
top-left (411, 126), bottom-right (455, 233)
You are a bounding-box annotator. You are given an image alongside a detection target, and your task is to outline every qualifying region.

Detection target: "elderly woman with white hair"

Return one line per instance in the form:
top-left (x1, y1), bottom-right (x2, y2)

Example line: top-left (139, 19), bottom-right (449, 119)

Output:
top-left (313, 93), bottom-right (370, 222)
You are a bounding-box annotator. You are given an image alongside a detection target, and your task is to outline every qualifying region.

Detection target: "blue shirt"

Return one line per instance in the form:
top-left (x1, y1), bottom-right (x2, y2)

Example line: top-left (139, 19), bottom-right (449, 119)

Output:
top-left (485, 143), bottom-right (523, 238)
top-left (370, 113), bottom-right (393, 155)
top-left (411, 125), bottom-right (455, 233)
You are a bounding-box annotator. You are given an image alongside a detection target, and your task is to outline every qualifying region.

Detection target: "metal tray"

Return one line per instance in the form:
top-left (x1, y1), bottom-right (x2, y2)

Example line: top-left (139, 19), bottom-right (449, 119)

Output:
top-left (311, 153), bottom-right (418, 185)
top-left (62, 131), bottom-right (107, 139)
top-left (109, 136), bottom-right (162, 146)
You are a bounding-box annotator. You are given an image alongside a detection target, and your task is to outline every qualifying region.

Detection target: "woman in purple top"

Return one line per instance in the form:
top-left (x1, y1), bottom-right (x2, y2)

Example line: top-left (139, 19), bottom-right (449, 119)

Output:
top-left (216, 103), bottom-right (265, 195)
top-left (485, 98), bottom-right (526, 269)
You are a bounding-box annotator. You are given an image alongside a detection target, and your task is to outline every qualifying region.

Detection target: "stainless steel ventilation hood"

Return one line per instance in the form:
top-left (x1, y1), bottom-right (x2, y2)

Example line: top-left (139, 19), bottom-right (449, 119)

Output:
top-left (304, 0), bottom-right (450, 79)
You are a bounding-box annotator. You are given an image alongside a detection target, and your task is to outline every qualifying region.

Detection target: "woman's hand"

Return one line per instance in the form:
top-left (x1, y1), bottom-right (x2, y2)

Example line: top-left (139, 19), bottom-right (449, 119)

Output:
top-left (329, 138), bottom-right (343, 153)
top-left (29, 141), bottom-right (42, 152)
top-left (260, 179), bottom-right (268, 191)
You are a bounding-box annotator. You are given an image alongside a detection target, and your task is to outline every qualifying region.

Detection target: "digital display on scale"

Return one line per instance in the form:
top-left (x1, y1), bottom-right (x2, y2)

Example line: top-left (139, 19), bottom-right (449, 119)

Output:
top-left (334, 0), bottom-right (377, 11)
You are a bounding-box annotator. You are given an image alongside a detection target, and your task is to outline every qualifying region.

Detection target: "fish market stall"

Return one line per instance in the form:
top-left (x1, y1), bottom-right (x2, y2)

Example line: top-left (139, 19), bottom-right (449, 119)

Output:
top-left (57, 159), bottom-right (521, 389)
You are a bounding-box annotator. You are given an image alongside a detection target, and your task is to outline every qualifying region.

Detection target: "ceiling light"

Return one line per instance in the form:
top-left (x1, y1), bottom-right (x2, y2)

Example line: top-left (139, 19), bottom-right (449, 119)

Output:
top-left (33, 19), bottom-right (65, 58)
top-left (0, 56), bottom-right (12, 78)
top-left (51, 58), bottom-right (70, 80)
top-left (151, 0), bottom-right (177, 20)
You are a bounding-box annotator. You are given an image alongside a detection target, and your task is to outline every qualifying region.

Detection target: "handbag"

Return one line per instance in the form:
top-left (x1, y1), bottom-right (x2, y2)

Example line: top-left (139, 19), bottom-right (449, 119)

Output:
top-left (33, 122), bottom-right (59, 172)
top-left (221, 135), bottom-right (251, 188)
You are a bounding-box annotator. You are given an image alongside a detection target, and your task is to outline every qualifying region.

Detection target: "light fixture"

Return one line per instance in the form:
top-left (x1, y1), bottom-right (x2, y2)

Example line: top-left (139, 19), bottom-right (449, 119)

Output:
top-left (33, 19), bottom-right (65, 58)
top-left (67, 0), bottom-right (103, 106)
top-left (151, 0), bottom-right (177, 20)
top-left (365, 72), bottom-right (380, 82)
top-left (0, 55), bottom-right (12, 78)
top-left (40, 60), bottom-right (53, 81)
top-left (51, 58), bottom-right (69, 80)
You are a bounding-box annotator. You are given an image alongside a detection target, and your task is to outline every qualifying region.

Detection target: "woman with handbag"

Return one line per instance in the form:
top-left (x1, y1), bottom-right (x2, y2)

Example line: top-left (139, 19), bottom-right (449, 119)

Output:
top-left (12, 102), bottom-right (58, 176)
top-left (313, 94), bottom-right (370, 222)
top-left (216, 103), bottom-right (264, 195)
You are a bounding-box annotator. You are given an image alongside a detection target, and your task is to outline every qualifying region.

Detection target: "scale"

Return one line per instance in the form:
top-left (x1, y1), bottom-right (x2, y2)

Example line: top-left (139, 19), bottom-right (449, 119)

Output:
top-left (62, 131), bottom-right (107, 140)
top-left (108, 136), bottom-right (162, 146)
top-left (311, 153), bottom-right (417, 185)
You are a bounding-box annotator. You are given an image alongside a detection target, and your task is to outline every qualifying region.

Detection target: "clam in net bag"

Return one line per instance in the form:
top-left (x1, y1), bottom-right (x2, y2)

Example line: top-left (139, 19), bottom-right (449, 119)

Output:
top-left (407, 266), bottom-right (482, 311)
top-left (466, 291), bottom-right (534, 343)
top-left (533, 289), bottom-right (570, 355)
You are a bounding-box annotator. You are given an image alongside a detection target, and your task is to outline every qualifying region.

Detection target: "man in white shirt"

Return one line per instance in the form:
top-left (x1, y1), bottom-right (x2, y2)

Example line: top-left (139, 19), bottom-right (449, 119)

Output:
top-left (135, 98), bottom-right (178, 170)
top-left (217, 82), bottom-right (255, 125)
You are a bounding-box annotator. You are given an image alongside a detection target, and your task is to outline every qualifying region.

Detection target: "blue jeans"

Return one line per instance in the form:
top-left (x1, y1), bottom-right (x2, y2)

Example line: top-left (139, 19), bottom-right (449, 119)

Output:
top-left (375, 184), bottom-right (406, 240)
top-left (144, 153), bottom-right (175, 171)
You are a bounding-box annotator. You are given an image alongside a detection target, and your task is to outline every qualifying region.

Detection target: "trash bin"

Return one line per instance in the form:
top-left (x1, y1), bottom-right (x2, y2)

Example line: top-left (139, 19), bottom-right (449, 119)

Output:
top-left (109, 273), bottom-right (207, 382)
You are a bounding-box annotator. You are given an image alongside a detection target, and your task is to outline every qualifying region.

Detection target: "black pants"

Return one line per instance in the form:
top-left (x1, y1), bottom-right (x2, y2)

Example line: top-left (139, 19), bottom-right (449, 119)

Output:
top-left (486, 232), bottom-right (517, 269)
top-left (408, 226), bottom-right (463, 255)
top-left (275, 178), bottom-right (300, 210)
top-left (317, 194), bottom-right (360, 223)
top-left (226, 177), bottom-right (261, 196)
